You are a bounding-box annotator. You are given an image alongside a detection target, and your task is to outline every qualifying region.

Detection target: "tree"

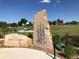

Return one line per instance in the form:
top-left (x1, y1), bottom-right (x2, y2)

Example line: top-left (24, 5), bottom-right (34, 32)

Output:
top-left (65, 21), bottom-right (78, 25)
top-left (52, 21), bottom-right (56, 25)
top-left (65, 22), bottom-right (71, 25)
top-left (18, 21), bottom-right (22, 26)
top-left (57, 18), bottom-right (63, 25)
top-left (11, 23), bottom-right (18, 27)
top-left (8, 23), bottom-right (18, 27)
top-left (70, 21), bottom-right (78, 25)
top-left (57, 18), bottom-right (61, 23)
top-left (27, 22), bottom-right (33, 26)
top-left (49, 21), bottom-right (52, 25)
top-left (0, 22), bottom-right (7, 28)
top-left (21, 18), bottom-right (28, 24)
top-left (18, 18), bottom-right (28, 26)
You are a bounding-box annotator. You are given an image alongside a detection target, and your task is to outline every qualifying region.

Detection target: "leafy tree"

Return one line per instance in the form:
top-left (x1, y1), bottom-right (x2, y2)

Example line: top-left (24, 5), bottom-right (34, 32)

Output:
top-left (12, 23), bottom-right (18, 27)
top-left (57, 18), bottom-right (63, 25)
top-left (70, 21), bottom-right (78, 25)
top-left (52, 21), bottom-right (56, 25)
top-left (0, 21), bottom-right (9, 36)
top-left (65, 21), bottom-right (78, 25)
top-left (0, 22), bottom-right (7, 28)
top-left (27, 22), bottom-right (33, 26)
top-left (21, 18), bottom-right (28, 24)
top-left (65, 22), bottom-right (71, 25)
top-left (49, 21), bottom-right (52, 25)
top-left (57, 18), bottom-right (61, 23)
top-left (18, 18), bottom-right (28, 26)
top-left (18, 21), bottom-right (22, 26)
top-left (9, 23), bottom-right (18, 27)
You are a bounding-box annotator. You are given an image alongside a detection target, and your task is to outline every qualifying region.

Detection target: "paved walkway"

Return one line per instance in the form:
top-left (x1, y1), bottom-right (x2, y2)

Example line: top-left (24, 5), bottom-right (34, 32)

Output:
top-left (0, 48), bottom-right (59, 59)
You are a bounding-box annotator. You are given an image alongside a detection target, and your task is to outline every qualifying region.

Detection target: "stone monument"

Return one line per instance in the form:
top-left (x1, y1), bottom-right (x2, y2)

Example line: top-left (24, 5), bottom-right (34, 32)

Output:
top-left (33, 10), bottom-right (53, 51)
top-left (4, 33), bottom-right (32, 47)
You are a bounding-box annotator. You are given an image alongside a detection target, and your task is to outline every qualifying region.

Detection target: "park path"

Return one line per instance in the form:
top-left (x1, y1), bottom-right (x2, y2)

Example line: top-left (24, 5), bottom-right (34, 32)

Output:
top-left (0, 48), bottom-right (54, 59)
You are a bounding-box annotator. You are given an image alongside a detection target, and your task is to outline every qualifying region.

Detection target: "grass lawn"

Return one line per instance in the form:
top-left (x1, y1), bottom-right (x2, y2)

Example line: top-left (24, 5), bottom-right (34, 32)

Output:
top-left (18, 32), bottom-right (33, 36)
top-left (18, 25), bottom-right (79, 37)
top-left (51, 25), bottom-right (79, 36)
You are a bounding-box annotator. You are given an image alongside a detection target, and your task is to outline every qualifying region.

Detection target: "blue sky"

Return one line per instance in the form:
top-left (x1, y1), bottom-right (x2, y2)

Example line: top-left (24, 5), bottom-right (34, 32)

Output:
top-left (0, 0), bottom-right (79, 23)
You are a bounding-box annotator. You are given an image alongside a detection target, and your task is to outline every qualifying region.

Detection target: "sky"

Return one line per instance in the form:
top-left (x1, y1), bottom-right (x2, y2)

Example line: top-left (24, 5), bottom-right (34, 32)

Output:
top-left (0, 0), bottom-right (79, 23)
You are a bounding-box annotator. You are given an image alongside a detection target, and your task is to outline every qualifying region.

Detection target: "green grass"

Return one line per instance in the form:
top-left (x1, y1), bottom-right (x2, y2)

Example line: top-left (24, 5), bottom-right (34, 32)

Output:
top-left (18, 32), bottom-right (33, 36)
top-left (17, 25), bottom-right (79, 37)
top-left (51, 25), bottom-right (79, 36)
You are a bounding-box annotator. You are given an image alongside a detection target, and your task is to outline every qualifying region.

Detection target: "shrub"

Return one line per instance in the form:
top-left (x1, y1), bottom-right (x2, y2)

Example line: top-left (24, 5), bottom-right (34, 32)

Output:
top-left (27, 33), bottom-right (33, 39)
top-left (64, 40), bottom-right (77, 59)
top-left (0, 34), bottom-right (3, 38)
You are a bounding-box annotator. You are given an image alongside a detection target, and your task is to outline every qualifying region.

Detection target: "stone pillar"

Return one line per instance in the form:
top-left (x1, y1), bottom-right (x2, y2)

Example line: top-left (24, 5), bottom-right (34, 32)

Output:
top-left (33, 10), bottom-right (53, 51)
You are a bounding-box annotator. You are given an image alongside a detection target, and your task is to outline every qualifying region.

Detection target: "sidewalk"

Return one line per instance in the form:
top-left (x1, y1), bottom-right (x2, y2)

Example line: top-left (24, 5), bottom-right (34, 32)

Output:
top-left (0, 48), bottom-right (60, 59)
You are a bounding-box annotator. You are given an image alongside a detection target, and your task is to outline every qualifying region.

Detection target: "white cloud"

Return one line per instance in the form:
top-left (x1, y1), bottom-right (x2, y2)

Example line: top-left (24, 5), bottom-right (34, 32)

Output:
top-left (40, 0), bottom-right (51, 3)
